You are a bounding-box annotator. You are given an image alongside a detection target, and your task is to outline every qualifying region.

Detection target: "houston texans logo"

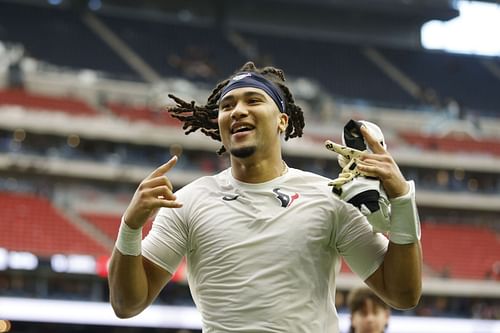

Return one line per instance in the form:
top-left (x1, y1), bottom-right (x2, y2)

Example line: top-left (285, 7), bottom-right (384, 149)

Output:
top-left (272, 188), bottom-right (299, 208)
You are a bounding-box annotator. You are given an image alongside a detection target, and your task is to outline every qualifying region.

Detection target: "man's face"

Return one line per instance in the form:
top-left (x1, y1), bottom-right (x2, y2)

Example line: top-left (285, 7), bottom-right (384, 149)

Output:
top-left (351, 299), bottom-right (390, 333)
top-left (218, 87), bottom-right (288, 159)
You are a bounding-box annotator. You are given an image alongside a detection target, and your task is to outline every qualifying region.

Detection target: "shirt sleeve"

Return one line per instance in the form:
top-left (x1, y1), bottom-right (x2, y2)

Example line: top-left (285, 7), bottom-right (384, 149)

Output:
top-left (142, 206), bottom-right (188, 275)
top-left (333, 201), bottom-right (389, 280)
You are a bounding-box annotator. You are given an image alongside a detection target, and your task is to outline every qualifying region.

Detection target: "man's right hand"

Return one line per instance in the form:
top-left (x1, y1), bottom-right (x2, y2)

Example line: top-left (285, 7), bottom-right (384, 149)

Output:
top-left (122, 156), bottom-right (183, 229)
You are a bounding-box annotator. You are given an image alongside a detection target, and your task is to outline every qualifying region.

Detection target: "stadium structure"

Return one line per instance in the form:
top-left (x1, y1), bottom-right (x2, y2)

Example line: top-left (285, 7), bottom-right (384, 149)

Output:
top-left (0, 0), bottom-right (499, 332)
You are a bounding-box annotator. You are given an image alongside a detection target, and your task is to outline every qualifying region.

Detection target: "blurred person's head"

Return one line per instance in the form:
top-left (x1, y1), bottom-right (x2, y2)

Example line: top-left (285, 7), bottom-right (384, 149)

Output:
top-left (347, 287), bottom-right (390, 333)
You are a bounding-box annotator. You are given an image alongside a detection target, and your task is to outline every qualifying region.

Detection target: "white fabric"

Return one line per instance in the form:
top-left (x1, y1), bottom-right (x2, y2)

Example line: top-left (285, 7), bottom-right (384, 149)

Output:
top-left (337, 176), bottom-right (391, 233)
top-left (142, 167), bottom-right (389, 333)
top-left (389, 180), bottom-right (421, 244)
top-left (115, 217), bottom-right (142, 256)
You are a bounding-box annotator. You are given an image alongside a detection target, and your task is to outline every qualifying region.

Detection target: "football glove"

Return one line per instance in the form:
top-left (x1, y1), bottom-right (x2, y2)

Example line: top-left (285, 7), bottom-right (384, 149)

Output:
top-left (325, 120), bottom-right (391, 233)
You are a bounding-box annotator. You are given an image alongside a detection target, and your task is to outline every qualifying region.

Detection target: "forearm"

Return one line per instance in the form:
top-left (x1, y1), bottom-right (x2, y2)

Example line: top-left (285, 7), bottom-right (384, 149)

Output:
top-left (107, 157), bottom-right (179, 318)
top-left (379, 241), bottom-right (422, 309)
top-left (384, 180), bottom-right (422, 308)
top-left (108, 249), bottom-right (150, 318)
top-left (366, 180), bottom-right (422, 309)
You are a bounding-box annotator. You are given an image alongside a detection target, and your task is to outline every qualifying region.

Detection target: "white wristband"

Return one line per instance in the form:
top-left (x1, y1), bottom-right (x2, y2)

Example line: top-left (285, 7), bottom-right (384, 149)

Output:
top-left (115, 217), bottom-right (143, 256)
top-left (388, 180), bottom-right (421, 245)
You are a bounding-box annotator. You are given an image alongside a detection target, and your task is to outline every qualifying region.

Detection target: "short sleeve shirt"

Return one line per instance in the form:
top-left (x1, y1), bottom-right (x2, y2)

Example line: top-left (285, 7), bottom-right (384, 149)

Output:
top-left (142, 167), bottom-right (388, 333)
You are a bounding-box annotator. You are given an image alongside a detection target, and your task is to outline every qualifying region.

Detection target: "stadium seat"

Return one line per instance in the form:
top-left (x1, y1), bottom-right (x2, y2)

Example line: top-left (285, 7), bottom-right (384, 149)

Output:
top-left (0, 89), bottom-right (98, 116)
top-left (106, 102), bottom-right (180, 127)
top-left (0, 1), bottom-right (137, 78)
top-left (400, 131), bottom-right (500, 156)
top-left (421, 222), bottom-right (500, 279)
top-left (0, 192), bottom-right (108, 256)
top-left (80, 212), bottom-right (153, 240)
top-left (381, 47), bottom-right (500, 114)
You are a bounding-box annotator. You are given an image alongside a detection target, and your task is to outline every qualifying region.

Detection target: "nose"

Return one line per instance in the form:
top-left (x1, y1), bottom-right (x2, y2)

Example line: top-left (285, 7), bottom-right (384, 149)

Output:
top-left (364, 313), bottom-right (375, 323)
top-left (230, 101), bottom-right (248, 120)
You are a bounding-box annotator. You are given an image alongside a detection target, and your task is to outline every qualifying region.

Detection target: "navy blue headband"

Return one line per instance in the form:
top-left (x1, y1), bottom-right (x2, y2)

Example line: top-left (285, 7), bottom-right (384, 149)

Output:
top-left (219, 72), bottom-right (286, 113)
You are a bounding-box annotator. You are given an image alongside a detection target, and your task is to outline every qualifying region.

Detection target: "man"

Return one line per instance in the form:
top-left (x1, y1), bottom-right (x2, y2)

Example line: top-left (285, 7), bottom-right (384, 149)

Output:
top-left (108, 62), bottom-right (422, 332)
top-left (347, 287), bottom-right (391, 333)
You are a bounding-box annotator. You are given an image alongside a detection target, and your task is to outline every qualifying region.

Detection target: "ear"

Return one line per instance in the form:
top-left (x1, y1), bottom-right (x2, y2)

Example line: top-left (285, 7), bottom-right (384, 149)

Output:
top-left (278, 113), bottom-right (289, 133)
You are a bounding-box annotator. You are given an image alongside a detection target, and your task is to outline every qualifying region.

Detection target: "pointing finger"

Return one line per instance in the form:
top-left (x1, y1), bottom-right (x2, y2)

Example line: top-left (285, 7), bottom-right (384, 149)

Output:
top-left (360, 126), bottom-right (385, 154)
top-left (325, 140), bottom-right (364, 160)
top-left (142, 175), bottom-right (173, 192)
top-left (147, 156), bottom-right (178, 180)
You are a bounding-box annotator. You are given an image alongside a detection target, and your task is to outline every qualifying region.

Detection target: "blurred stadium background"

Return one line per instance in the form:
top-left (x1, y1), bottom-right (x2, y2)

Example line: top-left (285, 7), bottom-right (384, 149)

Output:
top-left (0, 0), bottom-right (499, 332)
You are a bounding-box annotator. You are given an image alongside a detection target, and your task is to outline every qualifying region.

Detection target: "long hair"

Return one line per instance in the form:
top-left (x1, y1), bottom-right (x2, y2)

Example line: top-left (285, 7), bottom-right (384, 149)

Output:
top-left (166, 61), bottom-right (305, 154)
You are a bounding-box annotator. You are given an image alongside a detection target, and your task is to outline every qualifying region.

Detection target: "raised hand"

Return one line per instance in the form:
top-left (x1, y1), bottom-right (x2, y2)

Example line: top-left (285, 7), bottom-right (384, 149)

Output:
top-left (325, 120), bottom-right (414, 234)
top-left (122, 156), bottom-right (183, 229)
top-left (355, 126), bottom-right (408, 199)
top-left (325, 124), bottom-right (408, 199)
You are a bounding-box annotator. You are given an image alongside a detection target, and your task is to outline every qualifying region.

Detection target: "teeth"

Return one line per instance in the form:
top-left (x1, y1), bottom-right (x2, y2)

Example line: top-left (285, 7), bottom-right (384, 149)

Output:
top-left (232, 125), bottom-right (253, 133)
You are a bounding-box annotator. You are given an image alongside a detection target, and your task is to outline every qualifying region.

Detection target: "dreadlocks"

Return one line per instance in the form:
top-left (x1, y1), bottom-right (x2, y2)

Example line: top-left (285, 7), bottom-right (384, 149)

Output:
top-left (166, 61), bottom-right (305, 154)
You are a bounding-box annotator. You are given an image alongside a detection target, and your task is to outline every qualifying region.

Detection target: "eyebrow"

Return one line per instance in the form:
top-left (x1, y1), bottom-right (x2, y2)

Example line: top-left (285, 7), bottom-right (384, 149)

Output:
top-left (219, 90), bottom-right (268, 105)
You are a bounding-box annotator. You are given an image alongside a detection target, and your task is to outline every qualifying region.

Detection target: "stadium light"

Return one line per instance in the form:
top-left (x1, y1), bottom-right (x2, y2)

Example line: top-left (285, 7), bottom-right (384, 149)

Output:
top-left (50, 254), bottom-right (96, 274)
top-left (0, 249), bottom-right (38, 271)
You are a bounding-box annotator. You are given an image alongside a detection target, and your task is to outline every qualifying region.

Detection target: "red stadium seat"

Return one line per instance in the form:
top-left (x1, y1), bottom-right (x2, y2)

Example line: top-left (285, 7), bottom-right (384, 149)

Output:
top-left (400, 131), bottom-right (500, 156)
top-left (80, 212), bottom-right (185, 281)
top-left (80, 212), bottom-right (153, 240)
top-left (0, 192), bottom-right (108, 256)
top-left (106, 102), bottom-right (180, 127)
top-left (421, 222), bottom-right (500, 279)
top-left (0, 89), bottom-right (98, 116)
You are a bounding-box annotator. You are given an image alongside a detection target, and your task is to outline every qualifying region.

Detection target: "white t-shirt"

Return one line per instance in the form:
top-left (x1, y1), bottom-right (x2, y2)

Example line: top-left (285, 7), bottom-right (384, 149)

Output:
top-left (142, 167), bottom-right (389, 333)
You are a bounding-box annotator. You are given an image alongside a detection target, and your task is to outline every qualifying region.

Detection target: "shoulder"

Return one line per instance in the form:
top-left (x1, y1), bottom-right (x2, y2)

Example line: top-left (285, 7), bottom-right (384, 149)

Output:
top-left (176, 168), bottom-right (230, 195)
top-left (285, 168), bottom-right (351, 208)
top-left (288, 168), bottom-right (331, 183)
top-left (172, 169), bottom-right (232, 209)
top-left (157, 169), bottom-right (230, 219)
top-left (285, 168), bottom-right (366, 230)
top-left (286, 168), bottom-right (334, 193)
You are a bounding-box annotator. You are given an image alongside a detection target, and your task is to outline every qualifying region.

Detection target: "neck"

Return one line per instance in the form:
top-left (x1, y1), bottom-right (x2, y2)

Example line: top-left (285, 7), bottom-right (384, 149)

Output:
top-left (230, 155), bottom-right (287, 183)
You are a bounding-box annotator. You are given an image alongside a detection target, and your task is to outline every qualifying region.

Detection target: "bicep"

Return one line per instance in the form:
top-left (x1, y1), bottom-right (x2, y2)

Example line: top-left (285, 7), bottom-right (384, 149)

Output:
top-left (141, 209), bottom-right (186, 306)
top-left (142, 208), bottom-right (188, 277)
top-left (335, 204), bottom-right (388, 280)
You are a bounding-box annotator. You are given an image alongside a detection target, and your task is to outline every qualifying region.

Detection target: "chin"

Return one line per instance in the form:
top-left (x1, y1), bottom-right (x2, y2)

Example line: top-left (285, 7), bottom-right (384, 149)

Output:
top-left (230, 146), bottom-right (256, 158)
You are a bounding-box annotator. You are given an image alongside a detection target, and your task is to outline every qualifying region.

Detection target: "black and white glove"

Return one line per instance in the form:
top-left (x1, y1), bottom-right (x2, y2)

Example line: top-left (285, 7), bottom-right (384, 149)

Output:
top-left (325, 120), bottom-right (391, 233)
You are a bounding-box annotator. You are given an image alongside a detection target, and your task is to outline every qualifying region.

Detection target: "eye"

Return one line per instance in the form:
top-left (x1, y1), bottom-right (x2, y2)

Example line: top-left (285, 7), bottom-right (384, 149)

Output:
top-left (220, 102), bottom-right (233, 111)
top-left (248, 98), bottom-right (261, 105)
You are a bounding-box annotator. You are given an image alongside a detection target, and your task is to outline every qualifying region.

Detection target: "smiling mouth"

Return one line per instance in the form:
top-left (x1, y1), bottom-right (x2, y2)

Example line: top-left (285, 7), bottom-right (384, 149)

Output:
top-left (231, 125), bottom-right (255, 134)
